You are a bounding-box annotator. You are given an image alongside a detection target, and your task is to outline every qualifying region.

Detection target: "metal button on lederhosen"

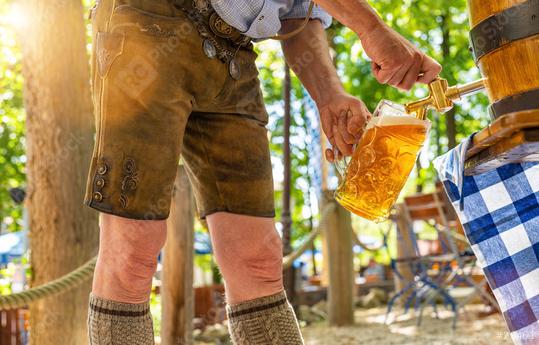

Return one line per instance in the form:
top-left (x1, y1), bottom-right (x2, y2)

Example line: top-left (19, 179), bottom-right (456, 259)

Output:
top-left (97, 163), bottom-right (108, 175)
top-left (93, 192), bottom-right (104, 202)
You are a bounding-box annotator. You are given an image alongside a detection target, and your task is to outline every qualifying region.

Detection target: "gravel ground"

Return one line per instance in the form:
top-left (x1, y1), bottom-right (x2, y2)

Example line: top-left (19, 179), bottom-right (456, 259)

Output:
top-left (191, 304), bottom-right (512, 344)
top-left (302, 305), bottom-right (513, 345)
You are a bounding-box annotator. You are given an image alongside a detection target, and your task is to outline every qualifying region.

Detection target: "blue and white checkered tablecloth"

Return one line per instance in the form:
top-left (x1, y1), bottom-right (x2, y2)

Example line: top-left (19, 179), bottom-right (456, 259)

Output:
top-left (434, 136), bottom-right (539, 345)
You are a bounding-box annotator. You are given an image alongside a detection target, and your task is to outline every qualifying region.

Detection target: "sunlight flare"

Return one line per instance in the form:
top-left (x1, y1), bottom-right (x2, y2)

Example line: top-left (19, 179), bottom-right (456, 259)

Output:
top-left (4, 3), bottom-right (29, 31)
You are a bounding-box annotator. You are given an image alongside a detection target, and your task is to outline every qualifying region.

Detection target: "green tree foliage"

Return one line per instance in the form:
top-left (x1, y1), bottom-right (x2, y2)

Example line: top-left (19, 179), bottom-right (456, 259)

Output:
top-left (0, 0), bottom-right (25, 232)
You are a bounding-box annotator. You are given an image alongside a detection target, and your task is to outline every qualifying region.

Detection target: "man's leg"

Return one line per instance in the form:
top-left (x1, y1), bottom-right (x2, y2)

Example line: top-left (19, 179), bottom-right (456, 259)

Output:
top-left (88, 214), bottom-right (167, 345)
top-left (207, 212), bottom-right (304, 345)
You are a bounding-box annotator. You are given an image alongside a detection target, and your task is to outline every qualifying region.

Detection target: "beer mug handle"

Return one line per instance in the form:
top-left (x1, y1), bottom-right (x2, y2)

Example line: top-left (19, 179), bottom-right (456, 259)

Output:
top-left (334, 156), bottom-right (350, 182)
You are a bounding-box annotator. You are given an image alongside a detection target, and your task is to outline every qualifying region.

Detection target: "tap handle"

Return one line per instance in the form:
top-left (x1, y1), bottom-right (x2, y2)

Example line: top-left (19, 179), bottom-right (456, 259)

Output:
top-left (429, 78), bottom-right (453, 113)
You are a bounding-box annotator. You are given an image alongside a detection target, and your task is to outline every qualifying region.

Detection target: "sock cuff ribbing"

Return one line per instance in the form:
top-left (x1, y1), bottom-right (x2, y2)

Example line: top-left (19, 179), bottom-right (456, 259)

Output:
top-left (88, 293), bottom-right (155, 345)
top-left (89, 293), bottom-right (150, 319)
top-left (226, 291), bottom-right (289, 321)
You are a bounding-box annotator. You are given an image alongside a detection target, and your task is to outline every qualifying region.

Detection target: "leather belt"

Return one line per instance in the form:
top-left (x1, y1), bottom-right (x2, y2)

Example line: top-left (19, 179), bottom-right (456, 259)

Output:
top-left (169, 0), bottom-right (251, 80)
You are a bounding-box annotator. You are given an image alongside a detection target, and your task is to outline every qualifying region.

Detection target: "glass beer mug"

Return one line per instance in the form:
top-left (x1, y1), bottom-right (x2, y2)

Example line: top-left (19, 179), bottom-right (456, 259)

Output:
top-left (334, 100), bottom-right (431, 222)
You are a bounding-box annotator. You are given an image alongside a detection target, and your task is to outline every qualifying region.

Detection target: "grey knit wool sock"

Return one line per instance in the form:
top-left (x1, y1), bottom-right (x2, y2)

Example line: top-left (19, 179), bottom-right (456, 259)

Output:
top-left (88, 294), bottom-right (154, 345)
top-left (227, 291), bottom-right (304, 345)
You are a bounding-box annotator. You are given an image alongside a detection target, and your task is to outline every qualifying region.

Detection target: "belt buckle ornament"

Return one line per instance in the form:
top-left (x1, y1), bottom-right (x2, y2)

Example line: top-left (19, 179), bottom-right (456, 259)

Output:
top-left (229, 59), bottom-right (241, 80)
top-left (193, 0), bottom-right (209, 12)
top-left (209, 13), bottom-right (234, 39)
top-left (203, 39), bottom-right (217, 59)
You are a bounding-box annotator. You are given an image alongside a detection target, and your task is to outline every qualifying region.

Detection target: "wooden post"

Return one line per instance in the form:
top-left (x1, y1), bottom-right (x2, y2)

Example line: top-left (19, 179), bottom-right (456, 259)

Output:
top-left (320, 231), bottom-right (329, 287)
top-left (162, 166), bottom-right (195, 345)
top-left (323, 192), bottom-right (354, 326)
top-left (394, 204), bottom-right (416, 305)
top-left (319, 96), bottom-right (330, 287)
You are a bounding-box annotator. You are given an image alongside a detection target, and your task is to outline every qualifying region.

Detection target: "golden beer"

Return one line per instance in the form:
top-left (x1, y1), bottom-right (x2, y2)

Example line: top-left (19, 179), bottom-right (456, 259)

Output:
top-left (335, 108), bottom-right (430, 222)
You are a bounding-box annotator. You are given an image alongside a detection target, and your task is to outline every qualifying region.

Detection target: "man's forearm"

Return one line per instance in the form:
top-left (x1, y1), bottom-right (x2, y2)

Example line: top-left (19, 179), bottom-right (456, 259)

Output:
top-left (280, 19), bottom-right (344, 107)
top-left (312, 0), bottom-right (384, 38)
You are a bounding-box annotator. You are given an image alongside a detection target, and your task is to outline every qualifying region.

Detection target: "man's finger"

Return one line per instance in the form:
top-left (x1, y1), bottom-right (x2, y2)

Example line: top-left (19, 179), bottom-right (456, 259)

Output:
top-left (326, 132), bottom-right (337, 155)
top-left (347, 104), bottom-right (371, 137)
top-left (325, 148), bottom-right (335, 163)
top-left (372, 63), bottom-right (397, 85)
top-left (417, 57), bottom-right (442, 84)
top-left (323, 115), bottom-right (339, 163)
top-left (334, 149), bottom-right (343, 161)
top-left (346, 112), bottom-right (364, 137)
top-left (371, 62), bottom-right (381, 80)
top-left (387, 57), bottom-right (413, 87)
top-left (320, 110), bottom-right (334, 143)
top-left (333, 124), bottom-right (353, 156)
top-left (398, 54), bottom-right (423, 90)
top-left (338, 111), bottom-right (357, 145)
top-left (321, 110), bottom-right (341, 162)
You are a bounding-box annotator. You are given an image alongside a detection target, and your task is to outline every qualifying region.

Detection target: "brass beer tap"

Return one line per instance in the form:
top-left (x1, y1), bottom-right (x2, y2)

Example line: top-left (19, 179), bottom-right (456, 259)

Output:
top-left (405, 77), bottom-right (486, 120)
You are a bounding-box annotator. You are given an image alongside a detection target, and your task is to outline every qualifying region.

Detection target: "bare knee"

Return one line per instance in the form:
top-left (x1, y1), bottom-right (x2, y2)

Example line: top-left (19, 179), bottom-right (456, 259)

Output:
top-left (207, 213), bottom-right (284, 304)
top-left (226, 235), bottom-right (282, 276)
top-left (93, 214), bottom-right (167, 303)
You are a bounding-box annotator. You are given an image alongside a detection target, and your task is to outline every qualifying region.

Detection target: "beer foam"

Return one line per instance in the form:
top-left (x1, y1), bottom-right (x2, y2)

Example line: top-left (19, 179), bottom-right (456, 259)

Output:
top-left (366, 114), bottom-right (431, 130)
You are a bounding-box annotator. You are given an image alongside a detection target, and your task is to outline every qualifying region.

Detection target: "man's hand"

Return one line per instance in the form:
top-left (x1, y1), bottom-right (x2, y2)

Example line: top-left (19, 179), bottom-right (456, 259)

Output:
top-left (280, 20), bottom-right (373, 163)
top-left (311, 0), bottom-right (442, 91)
top-left (318, 93), bottom-right (372, 162)
top-left (360, 24), bottom-right (442, 91)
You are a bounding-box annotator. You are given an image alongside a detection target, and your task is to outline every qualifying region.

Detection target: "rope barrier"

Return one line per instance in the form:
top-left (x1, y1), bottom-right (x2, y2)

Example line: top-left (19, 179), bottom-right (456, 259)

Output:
top-left (282, 203), bottom-right (336, 269)
top-left (0, 256), bottom-right (97, 310)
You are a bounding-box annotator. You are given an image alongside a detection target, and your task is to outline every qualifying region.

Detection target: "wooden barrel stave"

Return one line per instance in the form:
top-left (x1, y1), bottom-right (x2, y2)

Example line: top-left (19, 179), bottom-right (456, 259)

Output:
top-left (467, 0), bottom-right (528, 25)
top-left (479, 37), bottom-right (539, 102)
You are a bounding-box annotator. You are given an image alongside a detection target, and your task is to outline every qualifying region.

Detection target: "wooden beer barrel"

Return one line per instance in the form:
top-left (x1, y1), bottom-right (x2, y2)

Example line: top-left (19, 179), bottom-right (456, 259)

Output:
top-left (465, 0), bottom-right (539, 175)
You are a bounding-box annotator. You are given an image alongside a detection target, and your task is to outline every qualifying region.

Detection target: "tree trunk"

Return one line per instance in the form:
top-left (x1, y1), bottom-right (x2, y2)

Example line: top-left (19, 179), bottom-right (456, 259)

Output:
top-left (435, 116), bottom-right (442, 157)
top-left (445, 108), bottom-right (457, 149)
top-left (415, 158), bottom-right (423, 193)
top-left (282, 64), bottom-right (295, 303)
top-left (162, 166), bottom-right (195, 345)
top-left (19, 1), bottom-right (98, 344)
top-left (441, 13), bottom-right (457, 149)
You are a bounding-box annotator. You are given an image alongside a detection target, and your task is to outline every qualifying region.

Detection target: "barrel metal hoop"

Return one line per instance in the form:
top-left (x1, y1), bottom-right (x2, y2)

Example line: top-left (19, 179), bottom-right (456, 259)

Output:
top-left (470, 0), bottom-right (539, 61)
top-left (489, 88), bottom-right (539, 120)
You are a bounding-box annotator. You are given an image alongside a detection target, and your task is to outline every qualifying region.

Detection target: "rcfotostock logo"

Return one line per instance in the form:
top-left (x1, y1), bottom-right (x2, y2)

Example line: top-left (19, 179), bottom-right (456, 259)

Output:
top-left (115, 55), bottom-right (158, 99)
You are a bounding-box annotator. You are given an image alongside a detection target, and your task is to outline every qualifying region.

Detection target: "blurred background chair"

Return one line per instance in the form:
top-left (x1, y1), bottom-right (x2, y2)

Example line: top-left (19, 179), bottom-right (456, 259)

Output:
top-left (386, 184), bottom-right (498, 328)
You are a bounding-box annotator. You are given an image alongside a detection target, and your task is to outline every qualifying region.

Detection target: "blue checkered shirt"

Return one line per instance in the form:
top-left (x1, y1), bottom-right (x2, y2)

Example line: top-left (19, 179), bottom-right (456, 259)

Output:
top-left (210, 0), bottom-right (332, 39)
top-left (435, 136), bottom-right (539, 345)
